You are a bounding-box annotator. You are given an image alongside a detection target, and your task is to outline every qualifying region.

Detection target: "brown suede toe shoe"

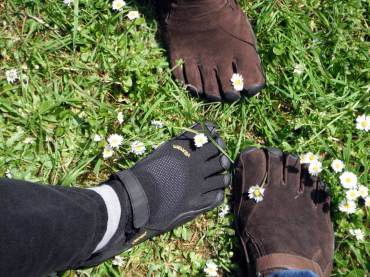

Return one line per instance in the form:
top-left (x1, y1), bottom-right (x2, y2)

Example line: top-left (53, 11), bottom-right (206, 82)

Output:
top-left (155, 0), bottom-right (265, 102)
top-left (233, 148), bottom-right (334, 277)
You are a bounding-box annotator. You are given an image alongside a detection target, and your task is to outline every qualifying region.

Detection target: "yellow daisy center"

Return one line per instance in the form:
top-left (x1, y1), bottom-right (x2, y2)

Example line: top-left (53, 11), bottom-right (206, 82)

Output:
top-left (254, 190), bottom-right (261, 197)
top-left (234, 79), bottom-right (242, 86)
top-left (113, 2), bottom-right (124, 9)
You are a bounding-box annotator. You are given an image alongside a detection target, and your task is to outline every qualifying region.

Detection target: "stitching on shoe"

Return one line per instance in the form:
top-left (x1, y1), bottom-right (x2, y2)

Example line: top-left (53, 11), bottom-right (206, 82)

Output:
top-left (264, 148), bottom-right (271, 186)
top-left (183, 63), bottom-right (189, 84)
top-left (218, 24), bottom-right (257, 50)
top-left (214, 66), bottom-right (225, 99)
top-left (198, 64), bottom-right (206, 95)
top-left (282, 154), bottom-right (288, 186)
top-left (244, 229), bottom-right (265, 259)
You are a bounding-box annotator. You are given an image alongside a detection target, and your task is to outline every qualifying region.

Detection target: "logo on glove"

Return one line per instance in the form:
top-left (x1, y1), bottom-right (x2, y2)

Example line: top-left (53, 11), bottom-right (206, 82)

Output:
top-left (172, 144), bottom-right (191, 158)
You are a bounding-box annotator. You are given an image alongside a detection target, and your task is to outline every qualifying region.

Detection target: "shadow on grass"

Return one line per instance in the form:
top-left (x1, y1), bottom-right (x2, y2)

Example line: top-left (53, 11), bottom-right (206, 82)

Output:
top-left (133, 0), bottom-right (167, 49)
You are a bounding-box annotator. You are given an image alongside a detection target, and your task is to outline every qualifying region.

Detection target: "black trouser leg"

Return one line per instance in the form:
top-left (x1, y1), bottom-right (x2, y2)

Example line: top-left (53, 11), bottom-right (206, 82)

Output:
top-left (0, 178), bottom-right (107, 277)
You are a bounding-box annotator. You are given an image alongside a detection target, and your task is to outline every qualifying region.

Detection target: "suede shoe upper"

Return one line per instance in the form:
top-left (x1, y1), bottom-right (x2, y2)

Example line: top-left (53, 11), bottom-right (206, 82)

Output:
top-left (234, 148), bottom-right (334, 277)
top-left (155, 0), bottom-right (265, 101)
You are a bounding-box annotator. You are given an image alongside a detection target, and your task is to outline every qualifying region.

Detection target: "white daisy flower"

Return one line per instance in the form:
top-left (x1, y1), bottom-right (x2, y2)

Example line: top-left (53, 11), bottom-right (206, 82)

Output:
top-left (308, 159), bottom-right (322, 176)
top-left (131, 140), bottom-right (146, 155)
top-left (5, 169), bottom-right (12, 178)
top-left (112, 255), bottom-right (125, 267)
top-left (219, 205), bottom-right (230, 217)
top-left (204, 260), bottom-right (218, 277)
top-left (293, 64), bottom-right (304, 75)
top-left (331, 159), bottom-right (344, 173)
top-left (230, 73), bottom-right (244, 91)
top-left (117, 112), bottom-right (124, 124)
top-left (365, 197), bottom-right (370, 207)
top-left (346, 189), bottom-right (360, 201)
top-left (248, 185), bottom-right (265, 203)
top-left (5, 69), bottom-right (19, 83)
top-left (355, 114), bottom-right (370, 132)
top-left (338, 199), bottom-right (357, 214)
top-left (107, 134), bottom-right (123, 148)
top-left (102, 145), bottom-right (114, 159)
top-left (127, 11), bottom-right (140, 20)
top-left (93, 134), bottom-right (102, 142)
top-left (24, 137), bottom-right (34, 144)
top-left (349, 228), bottom-right (365, 241)
top-left (357, 184), bottom-right (368, 198)
top-left (151, 120), bottom-right (164, 128)
top-left (300, 152), bottom-right (319, 164)
top-left (63, 0), bottom-right (72, 6)
top-left (339, 171), bottom-right (358, 189)
top-left (112, 0), bottom-right (126, 11)
top-left (194, 133), bottom-right (208, 148)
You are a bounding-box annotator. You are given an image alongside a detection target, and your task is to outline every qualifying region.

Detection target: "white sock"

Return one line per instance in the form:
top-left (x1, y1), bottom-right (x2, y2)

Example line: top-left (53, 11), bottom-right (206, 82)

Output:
top-left (89, 184), bottom-right (121, 253)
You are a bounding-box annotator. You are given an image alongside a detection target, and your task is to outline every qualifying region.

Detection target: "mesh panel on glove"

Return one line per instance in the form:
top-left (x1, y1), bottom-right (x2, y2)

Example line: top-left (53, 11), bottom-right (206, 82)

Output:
top-left (129, 123), bottom-right (230, 230)
top-left (134, 155), bottom-right (187, 226)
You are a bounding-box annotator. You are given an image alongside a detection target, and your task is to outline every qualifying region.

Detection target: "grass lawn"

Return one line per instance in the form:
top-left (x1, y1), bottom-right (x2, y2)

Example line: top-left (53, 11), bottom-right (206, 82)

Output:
top-left (0, 0), bottom-right (369, 276)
